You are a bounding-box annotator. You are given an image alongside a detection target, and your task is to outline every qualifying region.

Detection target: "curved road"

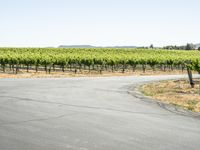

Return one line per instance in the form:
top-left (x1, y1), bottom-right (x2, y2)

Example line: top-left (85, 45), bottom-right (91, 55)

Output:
top-left (0, 75), bottom-right (200, 150)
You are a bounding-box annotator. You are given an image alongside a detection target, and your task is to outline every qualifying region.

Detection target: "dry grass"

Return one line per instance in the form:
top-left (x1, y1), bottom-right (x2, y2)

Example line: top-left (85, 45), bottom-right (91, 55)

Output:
top-left (0, 69), bottom-right (189, 78)
top-left (141, 80), bottom-right (200, 112)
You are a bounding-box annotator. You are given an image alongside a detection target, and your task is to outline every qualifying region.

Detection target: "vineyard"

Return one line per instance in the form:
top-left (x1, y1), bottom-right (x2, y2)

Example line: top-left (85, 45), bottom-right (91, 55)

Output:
top-left (0, 48), bottom-right (200, 74)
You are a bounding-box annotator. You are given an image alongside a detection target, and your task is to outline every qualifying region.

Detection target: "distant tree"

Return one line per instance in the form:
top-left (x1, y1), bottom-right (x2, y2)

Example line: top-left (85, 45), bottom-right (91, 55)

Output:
top-left (163, 44), bottom-right (197, 50)
top-left (185, 43), bottom-right (196, 50)
top-left (138, 47), bottom-right (149, 49)
top-left (198, 47), bottom-right (200, 50)
top-left (150, 44), bottom-right (154, 49)
top-left (180, 46), bottom-right (186, 50)
top-left (163, 45), bottom-right (183, 50)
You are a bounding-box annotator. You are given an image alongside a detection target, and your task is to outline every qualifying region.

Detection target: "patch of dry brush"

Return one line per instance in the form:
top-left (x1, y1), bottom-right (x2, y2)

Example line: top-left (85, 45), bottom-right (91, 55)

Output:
top-left (141, 80), bottom-right (200, 112)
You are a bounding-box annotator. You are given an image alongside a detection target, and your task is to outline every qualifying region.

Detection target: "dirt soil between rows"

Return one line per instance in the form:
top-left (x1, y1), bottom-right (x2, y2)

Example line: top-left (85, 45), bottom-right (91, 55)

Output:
top-left (0, 69), bottom-right (189, 78)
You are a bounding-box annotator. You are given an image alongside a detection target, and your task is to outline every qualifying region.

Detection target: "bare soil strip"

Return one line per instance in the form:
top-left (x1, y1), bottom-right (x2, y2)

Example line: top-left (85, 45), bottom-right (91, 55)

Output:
top-left (0, 69), bottom-right (189, 78)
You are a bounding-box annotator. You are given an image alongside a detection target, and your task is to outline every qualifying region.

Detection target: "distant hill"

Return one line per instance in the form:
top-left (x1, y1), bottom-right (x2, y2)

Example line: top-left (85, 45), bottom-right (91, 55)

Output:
top-left (104, 46), bottom-right (137, 48)
top-left (59, 45), bottom-right (95, 48)
top-left (196, 43), bottom-right (200, 48)
top-left (58, 45), bottom-right (137, 48)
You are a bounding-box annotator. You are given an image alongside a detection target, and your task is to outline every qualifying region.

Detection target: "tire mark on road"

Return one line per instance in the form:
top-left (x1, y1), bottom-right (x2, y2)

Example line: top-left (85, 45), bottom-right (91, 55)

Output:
top-left (1, 96), bottom-right (178, 117)
top-left (0, 112), bottom-right (78, 126)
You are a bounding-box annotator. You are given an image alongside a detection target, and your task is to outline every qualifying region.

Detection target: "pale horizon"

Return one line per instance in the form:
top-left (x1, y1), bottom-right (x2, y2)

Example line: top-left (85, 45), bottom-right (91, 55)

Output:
top-left (0, 0), bottom-right (200, 47)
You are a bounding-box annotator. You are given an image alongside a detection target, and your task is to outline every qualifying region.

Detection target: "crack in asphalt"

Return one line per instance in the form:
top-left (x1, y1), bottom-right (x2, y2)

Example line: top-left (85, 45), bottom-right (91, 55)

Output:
top-left (0, 112), bottom-right (78, 126)
top-left (93, 88), bottom-right (128, 94)
top-left (0, 96), bottom-right (177, 117)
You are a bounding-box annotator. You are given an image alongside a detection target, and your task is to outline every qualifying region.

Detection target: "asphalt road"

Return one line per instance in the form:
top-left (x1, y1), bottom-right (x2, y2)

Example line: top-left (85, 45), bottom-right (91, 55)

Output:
top-left (0, 75), bottom-right (200, 150)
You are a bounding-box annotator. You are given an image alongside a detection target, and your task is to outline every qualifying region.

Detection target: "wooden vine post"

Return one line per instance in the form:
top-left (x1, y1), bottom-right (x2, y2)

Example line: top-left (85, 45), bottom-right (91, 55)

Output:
top-left (186, 61), bottom-right (195, 88)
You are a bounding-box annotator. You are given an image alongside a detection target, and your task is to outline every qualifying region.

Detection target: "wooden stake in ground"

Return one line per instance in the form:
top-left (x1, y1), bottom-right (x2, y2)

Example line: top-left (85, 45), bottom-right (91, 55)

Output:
top-left (187, 66), bottom-right (195, 88)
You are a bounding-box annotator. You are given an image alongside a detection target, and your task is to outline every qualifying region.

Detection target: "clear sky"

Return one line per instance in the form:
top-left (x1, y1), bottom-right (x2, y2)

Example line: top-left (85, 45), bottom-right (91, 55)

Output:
top-left (0, 0), bottom-right (199, 47)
